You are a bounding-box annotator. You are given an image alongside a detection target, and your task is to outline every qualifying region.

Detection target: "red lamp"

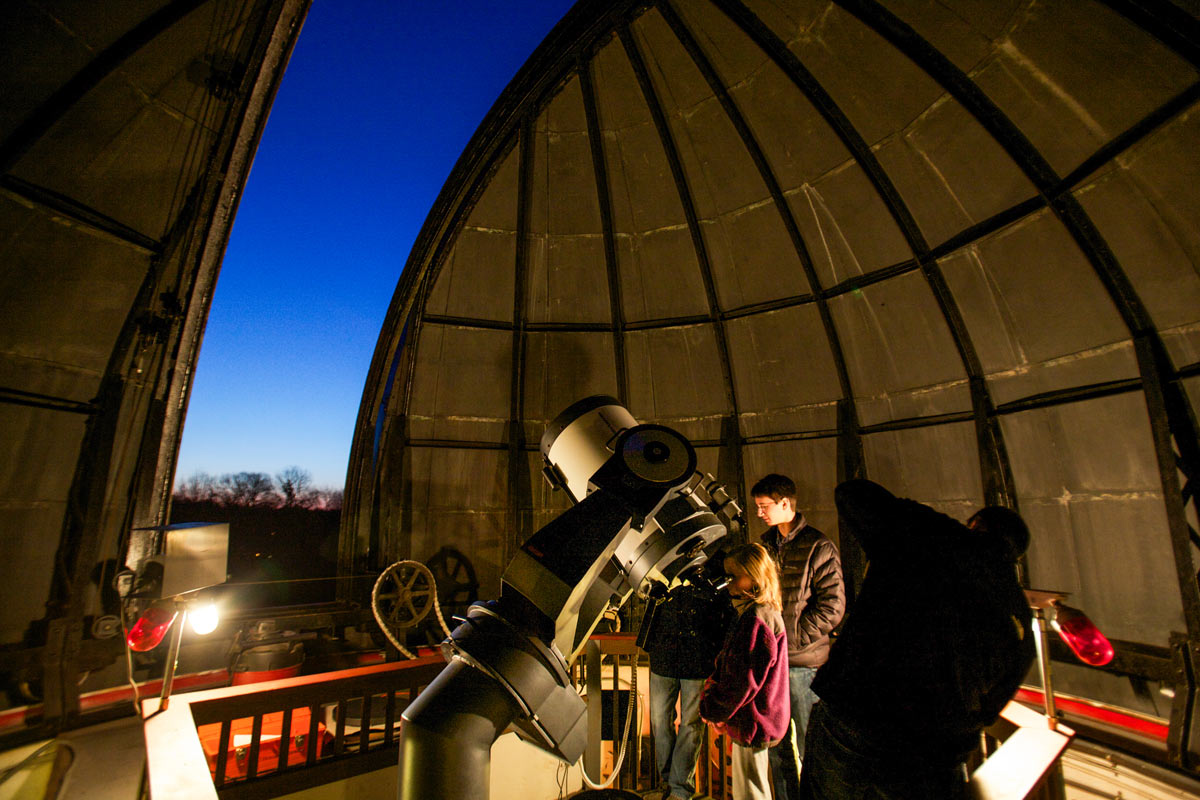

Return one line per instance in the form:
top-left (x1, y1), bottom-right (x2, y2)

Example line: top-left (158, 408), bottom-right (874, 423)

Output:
top-left (1025, 589), bottom-right (1115, 729)
top-left (126, 601), bottom-right (178, 652)
top-left (1050, 602), bottom-right (1114, 667)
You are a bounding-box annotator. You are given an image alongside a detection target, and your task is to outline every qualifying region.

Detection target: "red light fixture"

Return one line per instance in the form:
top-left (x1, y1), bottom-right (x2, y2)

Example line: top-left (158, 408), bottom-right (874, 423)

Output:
top-left (1051, 601), bottom-right (1114, 667)
top-left (126, 601), bottom-right (178, 652)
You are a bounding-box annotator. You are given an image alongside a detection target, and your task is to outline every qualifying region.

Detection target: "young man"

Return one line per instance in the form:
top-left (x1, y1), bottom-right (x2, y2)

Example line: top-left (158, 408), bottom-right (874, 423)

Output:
top-left (752, 474), bottom-right (845, 800)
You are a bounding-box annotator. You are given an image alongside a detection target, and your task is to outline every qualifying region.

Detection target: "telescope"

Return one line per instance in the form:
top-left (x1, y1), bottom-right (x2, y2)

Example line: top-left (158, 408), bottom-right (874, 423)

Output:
top-left (396, 396), bottom-right (742, 799)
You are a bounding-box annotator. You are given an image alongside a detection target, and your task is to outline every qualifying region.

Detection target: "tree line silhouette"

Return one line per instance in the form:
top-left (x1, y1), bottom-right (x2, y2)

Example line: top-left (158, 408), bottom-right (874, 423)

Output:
top-left (173, 466), bottom-right (342, 510)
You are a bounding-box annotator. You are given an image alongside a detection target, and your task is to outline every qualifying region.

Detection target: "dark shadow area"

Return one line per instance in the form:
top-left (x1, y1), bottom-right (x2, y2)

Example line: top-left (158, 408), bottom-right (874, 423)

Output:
top-left (170, 499), bottom-right (340, 608)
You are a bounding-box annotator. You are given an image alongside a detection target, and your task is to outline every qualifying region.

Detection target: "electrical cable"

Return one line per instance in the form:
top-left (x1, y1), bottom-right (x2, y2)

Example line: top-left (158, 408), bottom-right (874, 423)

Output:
top-left (118, 596), bottom-right (142, 715)
top-left (580, 655), bottom-right (641, 790)
top-left (0, 741), bottom-right (72, 788)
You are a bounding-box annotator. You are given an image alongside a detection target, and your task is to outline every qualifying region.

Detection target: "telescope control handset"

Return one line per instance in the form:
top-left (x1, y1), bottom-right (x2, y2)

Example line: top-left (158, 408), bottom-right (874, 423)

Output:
top-left (398, 398), bottom-right (737, 800)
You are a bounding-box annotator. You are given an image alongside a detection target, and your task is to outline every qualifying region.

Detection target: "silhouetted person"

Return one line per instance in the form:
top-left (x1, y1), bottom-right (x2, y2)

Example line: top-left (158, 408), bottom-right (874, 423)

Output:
top-left (800, 479), bottom-right (1035, 800)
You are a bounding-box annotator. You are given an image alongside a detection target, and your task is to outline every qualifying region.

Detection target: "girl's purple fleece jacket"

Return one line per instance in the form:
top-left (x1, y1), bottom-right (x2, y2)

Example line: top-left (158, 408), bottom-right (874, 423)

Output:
top-left (699, 602), bottom-right (791, 747)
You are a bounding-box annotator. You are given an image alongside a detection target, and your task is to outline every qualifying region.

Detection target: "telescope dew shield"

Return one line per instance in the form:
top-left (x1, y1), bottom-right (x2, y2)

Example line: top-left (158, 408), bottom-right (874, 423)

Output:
top-left (540, 395), bottom-right (637, 503)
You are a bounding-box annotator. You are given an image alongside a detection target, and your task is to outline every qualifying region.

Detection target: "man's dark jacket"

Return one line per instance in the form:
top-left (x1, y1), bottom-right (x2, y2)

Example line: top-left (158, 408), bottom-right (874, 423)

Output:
top-left (761, 521), bottom-right (845, 667)
top-left (644, 582), bottom-right (735, 679)
top-left (812, 479), bottom-right (1036, 763)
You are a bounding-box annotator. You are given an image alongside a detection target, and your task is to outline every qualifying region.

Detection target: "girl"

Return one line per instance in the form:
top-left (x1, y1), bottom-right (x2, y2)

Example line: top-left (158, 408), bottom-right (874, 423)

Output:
top-left (699, 542), bottom-right (792, 800)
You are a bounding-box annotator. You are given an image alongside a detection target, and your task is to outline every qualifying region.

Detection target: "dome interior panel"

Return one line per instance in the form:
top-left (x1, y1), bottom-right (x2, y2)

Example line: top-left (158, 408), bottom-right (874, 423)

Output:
top-left (592, 36), bottom-right (655, 131)
top-left (0, 3), bottom-right (99, 142)
top-left (827, 273), bottom-right (972, 426)
top-left (521, 331), bottom-right (619, 440)
top-left (1071, 111), bottom-right (1200, 346)
top-left (704, 200), bottom-right (813, 310)
top-left (16, 80), bottom-right (202, 237)
top-left (404, 445), bottom-right (510, 597)
top-left (675, 0), bottom-right (855, 188)
top-left (11, 3), bottom-right (256, 238)
top-left (1048, 661), bottom-right (1173, 724)
top-left (943, 212), bottom-right (1140, 398)
top-left (60, 105), bottom-right (214, 238)
top-left (532, 82), bottom-right (603, 238)
top-left (462, 143), bottom-right (521, 232)
top-left (726, 305), bottom-right (842, 437)
top-left (1005, 393), bottom-right (1165, 501)
top-left (787, 165), bottom-right (913, 288)
top-left (600, 110), bottom-right (690, 234)
top-left (614, 226), bottom-right (708, 322)
top-left (526, 234), bottom-right (611, 324)
top-left (970, 1), bottom-right (1199, 177)
top-left (526, 82), bottom-right (612, 325)
top-left (1022, 494), bottom-right (1183, 647)
top-left (0, 506), bottom-right (59, 643)
top-left (693, 445), bottom-right (723, 484)
top-left (0, 203), bottom-right (147, 376)
top-left (1188, 376), bottom-right (1200, 431)
top-left (783, 4), bottom-right (947, 148)
top-left (872, 95), bottom-right (1036, 247)
top-left (739, 403), bottom-right (838, 442)
top-left (734, 61), bottom-right (856, 191)
top-left (0, 405), bottom-right (84, 641)
top-left (634, 9), bottom-right (773, 220)
top-left (875, 0), bottom-right (1022, 74)
top-left (861, 422), bottom-right (984, 521)
top-left (405, 325), bottom-right (512, 443)
top-left (545, 73), bottom-right (591, 135)
top-left (1002, 394), bottom-right (1184, 644)
top-left (626, 325), bottom-right (730, 441)
top-left (631, 8), bottom-right (719, 118)
top-left (0, 405), bottom-right (85, 508)
top-left (737, 0), bottom-right (826, 47)
top-left (119, 3), bottom-right (260, 112)
top-left (0, 347), bottom-right (97, 410)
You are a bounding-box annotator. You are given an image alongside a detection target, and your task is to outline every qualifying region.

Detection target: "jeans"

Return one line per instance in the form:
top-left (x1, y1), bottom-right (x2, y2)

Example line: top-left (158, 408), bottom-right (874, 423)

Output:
top-left (799, 702), bottom-right (970, 800)
top-left (768, 666), bottom-right (817, 800)
top-left (650, 671), bottom-right (705, 799)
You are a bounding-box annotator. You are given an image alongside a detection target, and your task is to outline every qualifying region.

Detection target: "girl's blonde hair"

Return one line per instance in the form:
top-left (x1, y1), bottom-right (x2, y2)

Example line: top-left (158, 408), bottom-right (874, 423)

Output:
top-left (727, 542), bottom-right (782, 611)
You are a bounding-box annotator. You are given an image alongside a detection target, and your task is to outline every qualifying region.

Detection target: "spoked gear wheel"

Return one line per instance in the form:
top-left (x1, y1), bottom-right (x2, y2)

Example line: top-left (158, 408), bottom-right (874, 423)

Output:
top-left (419, 547), bottom-right (480, 645)
top-left (425, 546), bottom-right (479, 618)
top-left (371, 560), bottom-right (449, 659)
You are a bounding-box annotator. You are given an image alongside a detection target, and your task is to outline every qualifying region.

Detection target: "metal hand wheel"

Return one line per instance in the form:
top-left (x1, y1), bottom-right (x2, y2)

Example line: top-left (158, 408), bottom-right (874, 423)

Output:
top-left (371, 560), bottom-right (451, 658)
top-left (372, 561), bottom-right (436, 658)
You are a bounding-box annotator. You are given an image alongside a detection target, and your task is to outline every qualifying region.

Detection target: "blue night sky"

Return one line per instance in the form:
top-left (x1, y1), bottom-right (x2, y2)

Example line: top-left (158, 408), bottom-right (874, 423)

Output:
top-left (174, 1), bottom-right (577, 490)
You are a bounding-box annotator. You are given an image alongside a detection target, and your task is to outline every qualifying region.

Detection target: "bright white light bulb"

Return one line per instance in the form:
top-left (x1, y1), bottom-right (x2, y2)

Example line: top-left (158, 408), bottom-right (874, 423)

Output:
top-left (190, 602), bottom-right (220, 635)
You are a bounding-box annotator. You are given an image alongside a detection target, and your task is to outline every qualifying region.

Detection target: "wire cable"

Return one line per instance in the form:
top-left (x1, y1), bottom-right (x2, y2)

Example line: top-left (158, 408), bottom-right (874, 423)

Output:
top-left (580, 656), bottom-right (641, 790)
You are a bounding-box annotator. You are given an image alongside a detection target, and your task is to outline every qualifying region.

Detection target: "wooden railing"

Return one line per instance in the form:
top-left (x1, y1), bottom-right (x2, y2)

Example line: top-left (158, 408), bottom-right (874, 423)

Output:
top-left (144, 637), bottom-right (1074, 800)
top-left (143, 655), bottom-right (444, 800)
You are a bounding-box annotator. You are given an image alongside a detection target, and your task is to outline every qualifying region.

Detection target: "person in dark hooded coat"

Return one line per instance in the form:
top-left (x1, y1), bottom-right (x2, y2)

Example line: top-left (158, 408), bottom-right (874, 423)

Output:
top-left (799, 479), bottom-right (1035, 800)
